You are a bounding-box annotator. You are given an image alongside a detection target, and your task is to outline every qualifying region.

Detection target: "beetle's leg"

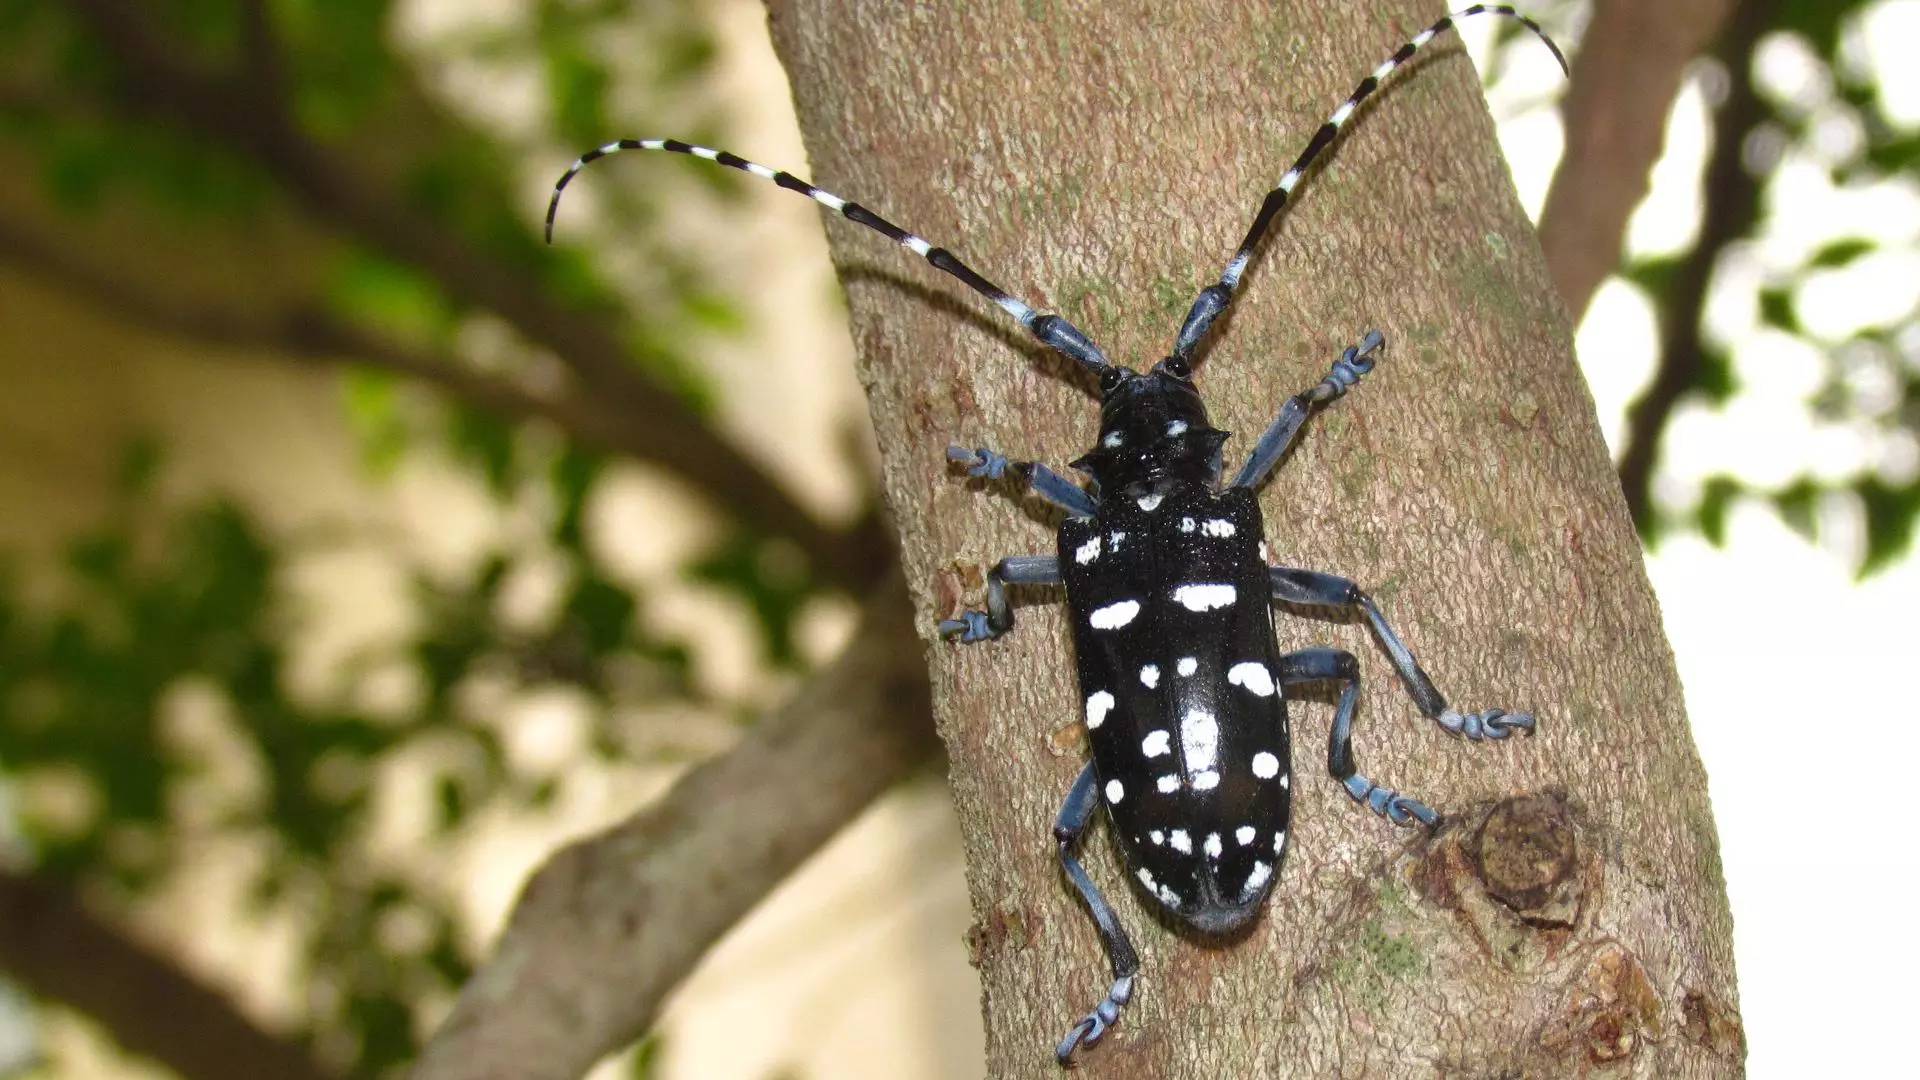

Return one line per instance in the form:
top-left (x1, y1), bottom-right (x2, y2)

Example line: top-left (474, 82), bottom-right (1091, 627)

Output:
top-left (947, 445), bottom-right (1098, 519)
top-left (937, 555), bottom-right (1061, 643)
top-left (1052, 762), bottom-right (1140, 1066)
top-left (1270, 566), bottom-right (1536, 741)
top-left (1277, 647), bottom-right (1438, 828)
top-left (1230, 330), bottom-right (1384, 490)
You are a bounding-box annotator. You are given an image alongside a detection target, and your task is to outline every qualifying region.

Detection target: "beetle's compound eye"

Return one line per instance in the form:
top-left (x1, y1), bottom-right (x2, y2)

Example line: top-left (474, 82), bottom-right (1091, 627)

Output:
top-left (1099, 367), bottom-right (1127, 394)
top-left (1159, 356), bottom-right (1192, 380)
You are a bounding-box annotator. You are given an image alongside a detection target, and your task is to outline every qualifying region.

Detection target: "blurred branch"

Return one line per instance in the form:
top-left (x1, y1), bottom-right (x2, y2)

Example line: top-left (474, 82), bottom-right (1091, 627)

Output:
top-left (0, 215), bottom-right (726, 478)
top-left (412, 569), bottom-right (937, 1080)
top-left (0, 868), bottom-right (339, 1080)
top-left (62, 0), bottom-right (889, 591)
top-left (1616, 1), bottom-right (1773, 529)
top-left (1536, 0), bottom-right (1735, 322)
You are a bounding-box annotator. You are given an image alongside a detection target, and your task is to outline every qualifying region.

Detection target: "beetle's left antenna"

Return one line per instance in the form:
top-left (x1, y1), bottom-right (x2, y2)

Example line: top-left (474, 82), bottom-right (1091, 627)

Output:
top-left (547, 139), bottom-right (1114, 376)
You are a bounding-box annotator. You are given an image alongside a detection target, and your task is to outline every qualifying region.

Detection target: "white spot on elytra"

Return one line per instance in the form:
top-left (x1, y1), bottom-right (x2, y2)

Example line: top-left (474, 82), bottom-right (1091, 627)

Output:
top-left (1202, 519), bottom-right (1236, 538)
top-left (1228, 662), bottom-right (1276, 697)
top-left (1181, 710), bottom-right (1218, 773)
top-left (1180, 516), bottom-right (1196, 533)
top-left (1149, 830), bottom-right (1164, 845)
top-left (1142, 730), bottom-right (1171, 758)
top-left (1242, 860), bottom-right (1272, 901)
top-left (1089, 600), bottom-right (1140, 630)
top-left (1177, 657), bottom-right (1198, 677)
top-left (1273, 830), bottom-right (1287, 854)
top-left (1157, 774), bottom-right (1180, 793)
top-left (1085, 690), bottom-right (1116, 730)
top-left (1139, 664), bottom-right (1160, 688)
top-left (1075, 536), bottom-right (1101, 565)
top-left (1252, 751), bottom-right (1281, 779)
top-left (1137, 868), bottom-right (1156, 890)
top-left (1158, 884), bottom-right (1182, 908)
top-left (1102, 430), bottom-right (1124, 449)
top-left (1259, 540), bottom-right (1271, 562)
top-left (1108, 531), bottom-right (1127, 551)
top-left (1279, 774), bottom-right (1290, 790)
top-left (1204, 832), bottom-right (1223, 859)
top-left (1169, 830), bottom-right (1192, 853)
top-left (1105, 778), bottom-right (1125, 803)
top-left (1174, 583), bottom-right (1237, 612)
top-left (1136, 492), bottom-right (1164, 511)
top-left (1166, 420), bottom-right (1188, 437)
top-left (1236, 825), bottom-right (1256, 846)
top-left (1192, 770), bottom-right (1220, 790)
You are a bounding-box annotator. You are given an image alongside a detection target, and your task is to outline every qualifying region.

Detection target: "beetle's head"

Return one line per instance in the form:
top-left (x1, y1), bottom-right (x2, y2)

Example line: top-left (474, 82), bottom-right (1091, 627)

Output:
top-left (1071, 357), bottom-right (1229, 494)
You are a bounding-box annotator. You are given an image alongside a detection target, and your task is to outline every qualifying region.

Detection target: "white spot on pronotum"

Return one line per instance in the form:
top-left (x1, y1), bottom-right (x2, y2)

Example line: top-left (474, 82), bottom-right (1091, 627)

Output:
top-left (1273, 830), bottom-right (1287, 854)
top-left (1252, 751), bottom-right (1282, 779)
top-left (1174, 583), bottom-right (1237, 612)
top-left (1180, 516), bottom-right (1196, 533)
top-left (1102, 430), bottom-right (1124, 449)
top-left (903, 235), bottom-right (932, 256)
top-left (1157, 774), bottom-right (1181, 793)
top-left (1177, 657), bottom-right (1198, 677)
top-left (1236, 825), bottom-right (1257, 846)
top-left (1139, 664), bottom-right (1160, 688)
top-left (1181, 709), bottom-right (1218, 773)
top-left (1202, 519), bottom-right (1236, 538)
top-left (1142, 730), bottom-right (1171, 758)
top-left (1089, 600), bottom-right (1140, 630)
top-left (1192, 770), bottom-right (1220, 791)
top-left (1330, 100), bottom-right (1357, 127)
top-left (814, 190), bottom-right (847, 211)
top-left (1228, 662), bottom-right (1276, 697)
top-left (1137, 492), bottom-right (1164, 511)
top-left (1204, 832), bottom-right (1223, 859)
top-left (1169, 830), bottom-right (1192, 854)
top-left (1085, 690), bottom-right (1116, 730)
top-left (1242, 860), bottom-right (1272, 901)
top-left (1075, 536), bottom-right (1102, 565)
top-left (690, 144), bottom-right (720, 159)
top-left (1166, 420), bottom-right (1188, 437)
top-left (1105, 779), bottom-right (1125, 804)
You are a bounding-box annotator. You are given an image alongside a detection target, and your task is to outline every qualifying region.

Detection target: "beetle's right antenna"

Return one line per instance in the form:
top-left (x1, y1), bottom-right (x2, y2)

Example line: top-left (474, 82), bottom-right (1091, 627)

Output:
top-left (547, 139), bottom-right (1115, 376)
top-left (1171, 5), bottom-right (1568, 362)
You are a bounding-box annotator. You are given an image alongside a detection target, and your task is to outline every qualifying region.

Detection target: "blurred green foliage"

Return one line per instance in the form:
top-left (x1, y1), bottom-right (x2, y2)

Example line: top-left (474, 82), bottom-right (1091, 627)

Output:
top-left (0, 0), bottom-right (827, 1076)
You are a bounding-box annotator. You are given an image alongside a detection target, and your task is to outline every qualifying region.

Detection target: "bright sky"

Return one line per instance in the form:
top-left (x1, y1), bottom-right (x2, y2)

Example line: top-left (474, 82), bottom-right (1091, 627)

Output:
top-left (1468, 5), bottom-right (1920, 1074)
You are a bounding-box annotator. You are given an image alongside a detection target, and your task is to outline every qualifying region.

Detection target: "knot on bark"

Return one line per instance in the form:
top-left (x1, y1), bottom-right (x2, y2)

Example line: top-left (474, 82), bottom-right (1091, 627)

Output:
top-left (1471, 792), bottom-right (1580, 926)
top-left (1539, 943), bottom-right (1663, 1068)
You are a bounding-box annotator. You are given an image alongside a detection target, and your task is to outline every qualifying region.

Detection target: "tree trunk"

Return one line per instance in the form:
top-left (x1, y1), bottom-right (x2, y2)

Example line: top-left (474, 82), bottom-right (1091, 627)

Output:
top-left (768, 2), bottom-right (1741, 1076)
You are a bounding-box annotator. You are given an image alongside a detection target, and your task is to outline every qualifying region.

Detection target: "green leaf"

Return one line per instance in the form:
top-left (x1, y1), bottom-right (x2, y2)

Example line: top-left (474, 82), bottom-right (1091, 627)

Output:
top-left (1805, 237), bottom-right (1876, 270)
top-left (1696, 475), bottom-right (1744, 547)
top-left (1756, 286), bottom-right (1801, 335)
top-left (1855, 475), bottom-right (1920, 579)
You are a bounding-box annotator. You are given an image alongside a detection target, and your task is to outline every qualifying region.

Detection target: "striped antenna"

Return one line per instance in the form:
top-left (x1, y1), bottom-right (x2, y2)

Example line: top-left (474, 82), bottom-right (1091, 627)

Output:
top-left (547, 138), bottom-right (1114, 375)
top-left (1172, 4), bottom-right (1568, 360)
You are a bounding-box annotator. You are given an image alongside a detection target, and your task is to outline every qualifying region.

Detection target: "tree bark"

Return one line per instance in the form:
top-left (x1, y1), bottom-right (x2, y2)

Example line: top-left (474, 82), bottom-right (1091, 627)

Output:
top-left (769, 2), bottom-right (1740, 1076)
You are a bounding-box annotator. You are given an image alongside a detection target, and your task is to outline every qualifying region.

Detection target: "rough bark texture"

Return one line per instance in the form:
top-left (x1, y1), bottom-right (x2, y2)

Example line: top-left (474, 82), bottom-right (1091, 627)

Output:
top-left (768, 2), bottom-right (1741, 1077)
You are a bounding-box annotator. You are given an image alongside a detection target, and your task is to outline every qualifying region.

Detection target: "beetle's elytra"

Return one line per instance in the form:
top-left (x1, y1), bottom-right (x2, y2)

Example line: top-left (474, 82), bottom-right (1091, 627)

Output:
top-left (547, 3), bottom-right (1564, 1066)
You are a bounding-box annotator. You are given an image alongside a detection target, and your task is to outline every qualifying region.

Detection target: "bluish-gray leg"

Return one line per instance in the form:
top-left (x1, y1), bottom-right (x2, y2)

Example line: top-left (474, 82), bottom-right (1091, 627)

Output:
top-left (937, 555), bottom-right (1061, 643)
top-left (1269, 566), bottom-right (1535, 741)
top-left (1053, 762), bottom-right (1140, 1066)
top-left (1230, 330), bottom-right (1384, 490)
top-left (1277, 648), bottom-right (1438, 828)
top-left (947, 445), bottom-right (1098, 519)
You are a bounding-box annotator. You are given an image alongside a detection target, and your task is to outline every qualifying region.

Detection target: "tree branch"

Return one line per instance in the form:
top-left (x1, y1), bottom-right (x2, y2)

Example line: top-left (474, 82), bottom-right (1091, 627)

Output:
top-left (411, 569), bottom-right (938, 1080)
top-left (62, 0), bottom-right (890, 591)
top-left (1616, 1), bottom-right (1772, 529)
top-left (0, 868), bottom-right (338, 1080)
top-left (1536, 0), bottom-right (1736, 323)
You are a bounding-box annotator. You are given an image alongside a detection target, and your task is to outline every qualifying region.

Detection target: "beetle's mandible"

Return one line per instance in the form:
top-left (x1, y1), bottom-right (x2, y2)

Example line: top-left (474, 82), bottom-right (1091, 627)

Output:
top-left (547, 4), bottom-right (1566, 1065)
